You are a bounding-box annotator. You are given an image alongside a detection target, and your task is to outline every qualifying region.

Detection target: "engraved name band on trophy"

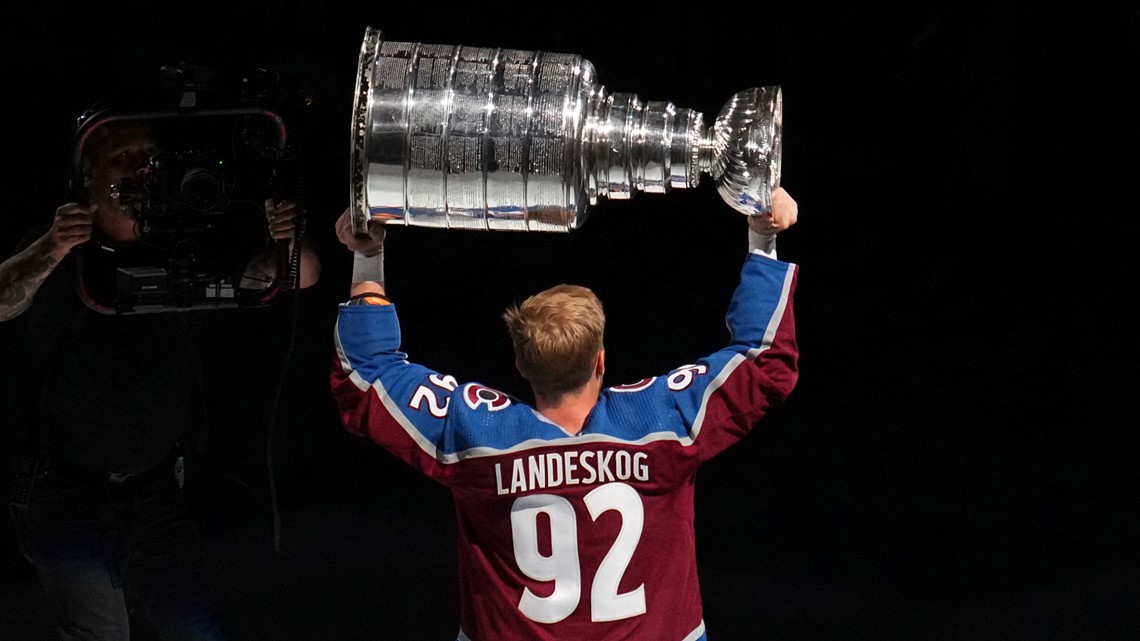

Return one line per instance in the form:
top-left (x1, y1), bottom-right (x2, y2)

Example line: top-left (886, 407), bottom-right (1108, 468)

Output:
top-left (350, 26), bottom-right (782, 234)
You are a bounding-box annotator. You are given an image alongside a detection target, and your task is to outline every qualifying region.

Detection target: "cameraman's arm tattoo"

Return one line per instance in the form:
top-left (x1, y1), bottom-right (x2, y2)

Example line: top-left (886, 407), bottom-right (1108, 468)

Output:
top-left (0, 245), bottom-right (60, 321)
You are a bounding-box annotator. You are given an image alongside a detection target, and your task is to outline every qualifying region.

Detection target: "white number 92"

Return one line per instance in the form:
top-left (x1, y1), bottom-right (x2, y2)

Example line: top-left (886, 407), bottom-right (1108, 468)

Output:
top-left (510, 482), bottom-right (647, 624)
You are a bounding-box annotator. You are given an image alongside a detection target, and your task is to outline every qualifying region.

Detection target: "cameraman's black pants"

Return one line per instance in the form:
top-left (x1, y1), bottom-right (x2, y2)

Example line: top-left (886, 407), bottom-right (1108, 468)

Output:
top-left (11, 453), bottom-right (234, 641)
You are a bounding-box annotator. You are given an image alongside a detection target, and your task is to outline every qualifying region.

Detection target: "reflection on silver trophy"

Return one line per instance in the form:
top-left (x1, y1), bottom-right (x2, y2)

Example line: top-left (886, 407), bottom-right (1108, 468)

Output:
top-left (350, 26), bottom-right (782, 234)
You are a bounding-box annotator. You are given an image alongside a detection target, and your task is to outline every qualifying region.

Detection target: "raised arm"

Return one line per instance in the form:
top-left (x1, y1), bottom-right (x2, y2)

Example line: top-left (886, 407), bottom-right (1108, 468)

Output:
top-left (329, 209), bottom-right (466, 479)
top-left (614, 187), bottom-right (800, 461)
top-left (0, 203), bottom-right (93, 321)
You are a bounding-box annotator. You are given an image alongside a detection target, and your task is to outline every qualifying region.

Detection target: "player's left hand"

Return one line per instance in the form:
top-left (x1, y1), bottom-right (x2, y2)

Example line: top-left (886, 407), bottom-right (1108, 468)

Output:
top-left (748, 187), bottom-right (798, 235)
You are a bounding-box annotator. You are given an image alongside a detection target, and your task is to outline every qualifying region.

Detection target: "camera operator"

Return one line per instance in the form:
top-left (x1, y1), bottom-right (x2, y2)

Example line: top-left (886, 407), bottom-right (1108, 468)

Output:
top-left (0, 115), bottom-right (318, 640)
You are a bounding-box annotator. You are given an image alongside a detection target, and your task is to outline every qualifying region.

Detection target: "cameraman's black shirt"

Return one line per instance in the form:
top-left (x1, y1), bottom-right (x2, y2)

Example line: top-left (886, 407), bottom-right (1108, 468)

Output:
top-left (17, 226), bottom-right (200, 474)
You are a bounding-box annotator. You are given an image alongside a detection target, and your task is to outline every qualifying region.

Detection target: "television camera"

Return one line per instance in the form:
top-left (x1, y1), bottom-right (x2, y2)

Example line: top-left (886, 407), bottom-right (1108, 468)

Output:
top-left (70, 63), bottom-right (310, 315)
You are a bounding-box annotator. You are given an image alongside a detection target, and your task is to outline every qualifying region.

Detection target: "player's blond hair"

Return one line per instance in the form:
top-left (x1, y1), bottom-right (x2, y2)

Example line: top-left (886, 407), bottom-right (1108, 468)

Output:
top-left (502, 284), bottom-right (605, 399)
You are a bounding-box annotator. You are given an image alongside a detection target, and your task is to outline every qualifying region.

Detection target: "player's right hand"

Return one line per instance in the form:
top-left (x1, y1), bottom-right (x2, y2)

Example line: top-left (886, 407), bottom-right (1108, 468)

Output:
top-left (335, 207), bottom-right (386, 256)
top-left (46, 203), bottom-right (94, 257)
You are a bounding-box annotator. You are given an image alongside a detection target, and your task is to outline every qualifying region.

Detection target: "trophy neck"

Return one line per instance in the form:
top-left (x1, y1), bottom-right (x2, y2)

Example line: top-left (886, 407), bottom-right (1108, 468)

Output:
top-left (697, 136), bottom-right (716, 176)
top-left (582, 85), bottom-right (782, 216)
top-left (583, 88), bottom-right (708, 204)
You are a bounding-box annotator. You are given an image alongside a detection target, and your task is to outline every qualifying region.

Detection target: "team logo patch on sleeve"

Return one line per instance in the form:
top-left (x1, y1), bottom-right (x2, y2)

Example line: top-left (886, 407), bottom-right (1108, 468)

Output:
top-left (464, 384), bottom-right (512, 411)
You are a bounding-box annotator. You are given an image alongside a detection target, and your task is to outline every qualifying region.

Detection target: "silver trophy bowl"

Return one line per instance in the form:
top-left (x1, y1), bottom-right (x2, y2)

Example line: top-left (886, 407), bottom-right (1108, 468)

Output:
top-left (350, 26), bottom-right (782, 234)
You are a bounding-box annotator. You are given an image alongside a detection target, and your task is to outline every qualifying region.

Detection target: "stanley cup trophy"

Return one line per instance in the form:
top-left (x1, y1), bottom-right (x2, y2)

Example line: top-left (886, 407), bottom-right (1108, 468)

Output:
top-left (350, 26), bottom-right (782, 234)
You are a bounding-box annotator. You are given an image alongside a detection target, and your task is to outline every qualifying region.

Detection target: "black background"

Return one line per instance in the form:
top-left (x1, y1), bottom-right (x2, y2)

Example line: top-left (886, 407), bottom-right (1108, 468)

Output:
top-left (1, 2), bottom-right (1137, 640)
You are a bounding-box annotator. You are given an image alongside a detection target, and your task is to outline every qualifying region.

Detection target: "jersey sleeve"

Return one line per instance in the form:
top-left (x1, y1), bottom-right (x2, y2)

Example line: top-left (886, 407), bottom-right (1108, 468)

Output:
top-left (331, 302), bottom-right (459, 481)
top-left (666, 250), bottom-right (799, 462)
